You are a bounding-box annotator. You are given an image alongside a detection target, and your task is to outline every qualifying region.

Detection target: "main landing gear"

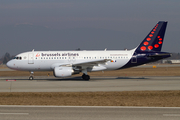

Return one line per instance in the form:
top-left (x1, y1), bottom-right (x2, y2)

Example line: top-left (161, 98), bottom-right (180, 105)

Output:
top-left (29, 71), bottom-right (34, 80)
top-left (81, 69), bottom-right (90, 81)
top-left (82, 73), bottom-right (90, 81)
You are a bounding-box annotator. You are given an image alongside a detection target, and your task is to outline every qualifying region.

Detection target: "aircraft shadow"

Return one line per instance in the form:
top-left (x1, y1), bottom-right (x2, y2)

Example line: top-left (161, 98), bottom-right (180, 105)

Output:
top-left (116, 77), bottom-right (148, 80)
top-left (39, 76), bottom-right (149, 81)
top-left (2, 76), bottom-right (149, 81)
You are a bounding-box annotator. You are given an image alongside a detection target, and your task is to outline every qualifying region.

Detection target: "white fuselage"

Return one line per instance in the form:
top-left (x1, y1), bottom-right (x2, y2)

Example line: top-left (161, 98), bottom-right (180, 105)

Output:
top-left (6, 21), bottom-right (170, 80)
top-left (7, 49), bottom-right (135, 72)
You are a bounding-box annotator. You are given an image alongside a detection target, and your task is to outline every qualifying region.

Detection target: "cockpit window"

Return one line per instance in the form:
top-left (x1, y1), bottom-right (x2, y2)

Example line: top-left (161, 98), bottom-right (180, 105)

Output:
top-left (14, 56), bottom-right (22, 60)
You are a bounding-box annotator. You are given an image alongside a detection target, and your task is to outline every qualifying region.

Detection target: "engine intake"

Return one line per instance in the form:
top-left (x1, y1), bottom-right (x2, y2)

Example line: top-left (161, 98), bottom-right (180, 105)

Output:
top-left (54, 67), bottom-right (73, 77)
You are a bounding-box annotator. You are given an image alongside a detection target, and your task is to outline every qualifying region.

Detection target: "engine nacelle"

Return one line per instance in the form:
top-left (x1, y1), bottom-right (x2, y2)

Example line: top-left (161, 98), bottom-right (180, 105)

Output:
top-left (54, 67), bottom-right (73, 77)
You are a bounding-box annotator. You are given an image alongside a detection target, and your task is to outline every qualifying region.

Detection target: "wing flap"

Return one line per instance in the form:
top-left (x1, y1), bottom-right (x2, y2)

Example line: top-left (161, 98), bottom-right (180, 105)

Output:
top-left (73, 59), bottom-right (110, 67)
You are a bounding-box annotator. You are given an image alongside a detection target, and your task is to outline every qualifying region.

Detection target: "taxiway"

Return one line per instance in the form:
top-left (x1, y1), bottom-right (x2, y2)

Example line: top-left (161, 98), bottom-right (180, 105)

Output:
top-left (0, 106), bottom-right (180, 120)
top-left (0, 76), bottom-right (179, 92)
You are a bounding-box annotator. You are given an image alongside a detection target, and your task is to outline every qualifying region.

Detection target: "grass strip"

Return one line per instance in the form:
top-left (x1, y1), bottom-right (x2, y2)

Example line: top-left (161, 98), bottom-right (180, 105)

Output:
top-left (0, 91), bottom-right (180, 107)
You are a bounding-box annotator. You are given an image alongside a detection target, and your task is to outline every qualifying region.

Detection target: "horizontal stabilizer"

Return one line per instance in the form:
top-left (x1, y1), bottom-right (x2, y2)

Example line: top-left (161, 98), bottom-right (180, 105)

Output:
top-left (147, 53), bottom-right (171, 57)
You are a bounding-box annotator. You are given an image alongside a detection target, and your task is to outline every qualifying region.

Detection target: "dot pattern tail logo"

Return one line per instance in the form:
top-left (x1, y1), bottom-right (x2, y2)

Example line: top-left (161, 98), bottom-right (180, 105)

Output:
top-left (135, 21), bottom-right (168, 53)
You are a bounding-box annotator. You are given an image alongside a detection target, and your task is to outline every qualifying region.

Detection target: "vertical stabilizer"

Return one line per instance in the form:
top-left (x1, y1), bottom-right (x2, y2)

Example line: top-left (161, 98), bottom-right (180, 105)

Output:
top-left (135, 21), bottom-right (167, 53)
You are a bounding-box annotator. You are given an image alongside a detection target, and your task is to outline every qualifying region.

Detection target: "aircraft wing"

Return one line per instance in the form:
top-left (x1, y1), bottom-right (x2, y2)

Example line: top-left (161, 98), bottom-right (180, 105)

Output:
top-left (51, 59), bottom-right (111, 69)
top-left (73, 59), bottom-right (111, 67)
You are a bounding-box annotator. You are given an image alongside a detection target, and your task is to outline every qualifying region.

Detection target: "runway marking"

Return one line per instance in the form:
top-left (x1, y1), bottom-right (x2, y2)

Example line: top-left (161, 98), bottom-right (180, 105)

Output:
top-left (163, 114), bottom-right (180, 117)
top-left (6, 79), bottom-right (16, 81)
top-left (0, 113), bottom-right (29, 115)
top-left (0, 105), bottom-right (180, 109)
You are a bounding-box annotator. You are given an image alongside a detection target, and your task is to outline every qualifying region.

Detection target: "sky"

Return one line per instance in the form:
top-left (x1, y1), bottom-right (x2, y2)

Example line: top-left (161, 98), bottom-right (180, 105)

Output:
top-left (0, 0), bottom-right (180, 56)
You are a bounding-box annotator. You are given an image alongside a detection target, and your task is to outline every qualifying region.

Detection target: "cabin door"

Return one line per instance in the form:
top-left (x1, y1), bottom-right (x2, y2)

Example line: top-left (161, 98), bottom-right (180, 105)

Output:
top-left (28, 53), bottom-right (34, 64)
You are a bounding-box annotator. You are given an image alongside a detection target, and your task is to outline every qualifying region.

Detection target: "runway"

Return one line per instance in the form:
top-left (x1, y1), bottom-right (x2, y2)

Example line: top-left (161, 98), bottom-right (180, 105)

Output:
top-left (0, 76), bottom-right (180, 92)
top-left (0, 106), bottom-right (180, 120)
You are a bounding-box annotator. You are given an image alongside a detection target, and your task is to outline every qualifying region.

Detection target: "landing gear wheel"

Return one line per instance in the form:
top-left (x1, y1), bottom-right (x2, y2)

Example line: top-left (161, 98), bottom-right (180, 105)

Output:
top-left (82, 74), bottom-right (90, 81)
top-left (29, 71), bottom-right (34, 80)
top-left (29, 76), bottom-right (34, 80)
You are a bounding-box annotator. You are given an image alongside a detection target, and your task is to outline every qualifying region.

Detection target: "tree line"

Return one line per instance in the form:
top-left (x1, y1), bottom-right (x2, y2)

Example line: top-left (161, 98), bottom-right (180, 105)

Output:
top-left (0, 53), bottom-right (14, 64)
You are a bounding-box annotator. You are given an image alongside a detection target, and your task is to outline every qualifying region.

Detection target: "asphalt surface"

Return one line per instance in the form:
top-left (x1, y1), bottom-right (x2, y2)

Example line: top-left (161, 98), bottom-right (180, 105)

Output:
top-left (1, 66), bottom-right (180, 120)
top-left (0, 106), bottom-right (180, 120)
top-left (0, 76), bottom-right (180, 92)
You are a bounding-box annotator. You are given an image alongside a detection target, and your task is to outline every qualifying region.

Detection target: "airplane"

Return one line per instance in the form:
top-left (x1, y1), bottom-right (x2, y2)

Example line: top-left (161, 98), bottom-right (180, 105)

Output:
top-left (7, 21), bottom-right (171, 80)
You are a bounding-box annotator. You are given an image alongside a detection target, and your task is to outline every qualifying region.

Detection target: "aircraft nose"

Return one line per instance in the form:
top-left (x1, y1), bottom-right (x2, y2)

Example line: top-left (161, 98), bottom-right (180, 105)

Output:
top-left (6, 60), bottom-right (14, 69)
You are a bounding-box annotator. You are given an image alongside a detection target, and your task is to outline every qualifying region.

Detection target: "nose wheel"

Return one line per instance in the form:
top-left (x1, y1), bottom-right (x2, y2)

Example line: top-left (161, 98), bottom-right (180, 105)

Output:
top-left (29, 71), bottom-right (34, 80)
top-left (29, 76), bottom-right (34, 80)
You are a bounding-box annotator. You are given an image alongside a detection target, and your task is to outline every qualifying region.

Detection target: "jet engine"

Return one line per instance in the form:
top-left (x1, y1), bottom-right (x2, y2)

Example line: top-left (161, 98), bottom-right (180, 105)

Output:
top-left (53, 67), bottom-right (73, 77)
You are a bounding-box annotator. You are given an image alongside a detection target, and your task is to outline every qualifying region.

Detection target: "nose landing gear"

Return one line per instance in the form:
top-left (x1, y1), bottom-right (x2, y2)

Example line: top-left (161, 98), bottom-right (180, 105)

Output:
top-left (29, 71), bottom-right (34, 80)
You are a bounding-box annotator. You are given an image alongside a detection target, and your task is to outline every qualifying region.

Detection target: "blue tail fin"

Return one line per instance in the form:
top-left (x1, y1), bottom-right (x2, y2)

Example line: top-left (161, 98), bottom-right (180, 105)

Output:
top-left (135, 21), bottom-right (167, 53)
